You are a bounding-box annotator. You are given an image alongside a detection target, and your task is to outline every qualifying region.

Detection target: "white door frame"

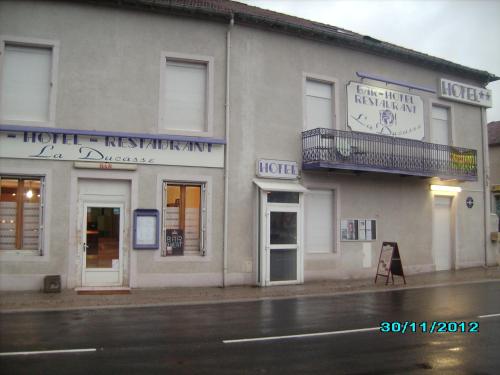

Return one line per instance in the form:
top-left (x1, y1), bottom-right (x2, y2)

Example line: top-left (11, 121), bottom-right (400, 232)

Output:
top-left (259, 190), bottom-right (304, 286)
top-left (432, 195), bottom-right (454, 271)
top-left (82, 201), bottom-right (125, 287)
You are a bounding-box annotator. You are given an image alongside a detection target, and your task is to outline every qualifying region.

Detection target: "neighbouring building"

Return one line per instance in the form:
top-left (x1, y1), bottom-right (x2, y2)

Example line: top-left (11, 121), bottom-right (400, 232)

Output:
top-left (489, 121), bottom-right (500, 232)
top-left (0, 0), bottom-right (498, 291)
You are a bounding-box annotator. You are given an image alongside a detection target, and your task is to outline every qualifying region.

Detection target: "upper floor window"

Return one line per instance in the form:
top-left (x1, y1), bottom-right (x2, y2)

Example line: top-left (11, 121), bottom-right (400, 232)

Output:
top-left (0, 176), bottom-right (44, 254)
top-left (0, 37), bottom-right (59, 125)
top-left (159, 53), bottom-right (213, 136)
top-left (305, 78), bottom-right (335, 131)
top-left (431, 105), bottom-right (450, 145)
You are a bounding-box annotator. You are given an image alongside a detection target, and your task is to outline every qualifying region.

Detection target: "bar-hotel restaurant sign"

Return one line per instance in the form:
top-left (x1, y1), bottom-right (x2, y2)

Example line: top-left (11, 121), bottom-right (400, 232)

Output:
top-left (347, 82), bottom-right (424, 140)
top-left (257, 159), bottom-right (298, 179)
top-left (0, 130), bottom-right (224, 168)
top-left (439, 79), bottom-right (492, 108)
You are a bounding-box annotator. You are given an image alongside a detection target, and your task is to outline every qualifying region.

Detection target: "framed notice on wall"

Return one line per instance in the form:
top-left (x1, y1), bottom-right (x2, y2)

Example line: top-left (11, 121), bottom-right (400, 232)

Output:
top-left (341, 219), bottom-right (377, 241)
top-left (133, 209), bottom-right (160, 249)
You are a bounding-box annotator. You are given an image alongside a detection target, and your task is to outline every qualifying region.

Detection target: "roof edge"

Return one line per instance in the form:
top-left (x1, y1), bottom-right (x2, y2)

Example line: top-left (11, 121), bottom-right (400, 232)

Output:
top-left (56, 0), bottom-right (500, 85)
top-left (233, 12), bottom-right (499, 85)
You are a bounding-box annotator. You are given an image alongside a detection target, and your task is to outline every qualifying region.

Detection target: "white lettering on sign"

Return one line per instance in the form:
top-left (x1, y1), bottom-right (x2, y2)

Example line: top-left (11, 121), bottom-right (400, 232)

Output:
top-left (256, 159), bottom-right (298, 179)
top-left (347, 82), bottom-right (424, 140)
top-left (439, 79), bottom-right (492, 107)
top-left (0, 131), bottom-right (224, 168)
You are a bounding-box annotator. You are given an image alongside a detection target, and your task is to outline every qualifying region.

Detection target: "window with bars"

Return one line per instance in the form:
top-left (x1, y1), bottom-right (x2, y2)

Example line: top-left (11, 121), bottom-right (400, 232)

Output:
top-left (162, 182), bottom-right (206, 256)
top-left (0, 176), bottom-right (44, 254)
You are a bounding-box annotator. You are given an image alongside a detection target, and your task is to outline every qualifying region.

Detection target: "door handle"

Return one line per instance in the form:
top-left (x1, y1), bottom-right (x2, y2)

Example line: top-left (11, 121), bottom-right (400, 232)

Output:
top-left (83, 243), bottom-right (88, 253)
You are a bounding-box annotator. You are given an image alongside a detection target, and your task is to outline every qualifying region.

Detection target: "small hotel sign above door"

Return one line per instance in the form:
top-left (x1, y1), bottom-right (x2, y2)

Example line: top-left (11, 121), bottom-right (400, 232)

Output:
top-left (256, 159), bottom-right (298, 179)
top-left (439, 79), bottom-right (492, 108)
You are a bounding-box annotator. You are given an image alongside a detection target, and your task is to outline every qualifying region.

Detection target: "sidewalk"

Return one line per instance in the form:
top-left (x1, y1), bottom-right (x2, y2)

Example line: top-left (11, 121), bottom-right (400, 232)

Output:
top-left (1, 266), bottom-right (499, 313)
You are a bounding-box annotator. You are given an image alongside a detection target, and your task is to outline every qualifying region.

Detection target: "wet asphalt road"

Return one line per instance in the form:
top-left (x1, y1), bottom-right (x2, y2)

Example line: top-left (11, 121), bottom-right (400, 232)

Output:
top-left (0, 281), bottom-right (499, 374)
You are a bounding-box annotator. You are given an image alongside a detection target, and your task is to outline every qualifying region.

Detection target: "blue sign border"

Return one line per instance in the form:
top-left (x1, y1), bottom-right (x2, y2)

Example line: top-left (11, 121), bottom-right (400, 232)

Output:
top-left (133, 209), bottom-right (160, 250)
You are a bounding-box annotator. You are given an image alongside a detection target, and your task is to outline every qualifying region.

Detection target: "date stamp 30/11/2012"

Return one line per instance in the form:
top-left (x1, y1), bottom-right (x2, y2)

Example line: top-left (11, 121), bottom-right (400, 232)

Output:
top-left (380, 321), bottom-right (479, 334)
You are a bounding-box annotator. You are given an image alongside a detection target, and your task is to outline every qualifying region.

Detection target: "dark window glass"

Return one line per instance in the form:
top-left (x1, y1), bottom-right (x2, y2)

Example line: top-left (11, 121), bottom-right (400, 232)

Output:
top-left (267, 191), bottom-right (299, 203)
top-left (270, 249), bottom-right (297, 281)
top-left (270, 211), bottom-right (297, 245)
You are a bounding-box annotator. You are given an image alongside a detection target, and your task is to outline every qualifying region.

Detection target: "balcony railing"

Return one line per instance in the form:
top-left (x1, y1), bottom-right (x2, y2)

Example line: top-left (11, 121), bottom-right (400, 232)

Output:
top-left (302, 128), bottom-right (477, 181)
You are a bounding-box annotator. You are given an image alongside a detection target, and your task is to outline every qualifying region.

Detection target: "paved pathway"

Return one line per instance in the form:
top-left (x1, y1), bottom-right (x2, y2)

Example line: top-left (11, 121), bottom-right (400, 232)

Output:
top-left (1, 267), bottom-right (499, 313)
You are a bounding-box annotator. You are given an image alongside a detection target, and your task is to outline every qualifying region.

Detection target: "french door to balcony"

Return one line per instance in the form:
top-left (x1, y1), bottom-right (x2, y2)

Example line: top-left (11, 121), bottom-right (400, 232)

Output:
top-left (265, 205), bottom-right (301, 285)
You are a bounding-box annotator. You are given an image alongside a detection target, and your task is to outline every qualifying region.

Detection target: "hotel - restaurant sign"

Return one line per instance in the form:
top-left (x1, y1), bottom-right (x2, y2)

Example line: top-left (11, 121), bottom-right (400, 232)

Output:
top-left (439, 79), bottom-right (492, 108)
top-left (347, 82), bottom-right (424, 140)
top-left (0, 130), bottom-right (224, 168)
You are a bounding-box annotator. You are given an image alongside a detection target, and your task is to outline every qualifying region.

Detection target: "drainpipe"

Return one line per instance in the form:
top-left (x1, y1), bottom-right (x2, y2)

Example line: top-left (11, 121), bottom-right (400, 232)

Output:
top-left (223, 14), bottom-right (234, 287)
top-left (481, 107), bottom-right (491, 266)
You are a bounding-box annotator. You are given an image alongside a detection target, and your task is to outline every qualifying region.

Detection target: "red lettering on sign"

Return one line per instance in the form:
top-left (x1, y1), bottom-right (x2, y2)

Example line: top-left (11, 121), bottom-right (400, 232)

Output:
top-left (99, 163), bottom-right (113, 169)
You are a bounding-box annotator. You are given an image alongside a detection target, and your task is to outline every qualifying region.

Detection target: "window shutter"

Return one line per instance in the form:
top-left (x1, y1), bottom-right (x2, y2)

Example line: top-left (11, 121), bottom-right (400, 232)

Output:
top-left (431, 106), bottom-right (449, 145)
top-left (305, 79), bottom-right (333, 131)
top-left (163, 60), bottom-right (207, 132)
top-left (200, 184), bottom-right (207, 256)
top-left (1, 45), bottom-right (52, 122)
top-left (161, 181), bottom-right (168, 256)
top-left (38, 178), bottom-right (45, 256)
top-left (305, 190), bottom-right (335, 253)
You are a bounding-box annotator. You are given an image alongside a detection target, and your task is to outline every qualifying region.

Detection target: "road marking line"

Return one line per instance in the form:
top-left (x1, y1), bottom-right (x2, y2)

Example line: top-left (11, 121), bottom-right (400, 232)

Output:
top-left (478, 313), bottom-right (500, 319)
top-left (223, 327), bottom-right (379, 344)
top-left (0, 348), bottom-right (97, 356)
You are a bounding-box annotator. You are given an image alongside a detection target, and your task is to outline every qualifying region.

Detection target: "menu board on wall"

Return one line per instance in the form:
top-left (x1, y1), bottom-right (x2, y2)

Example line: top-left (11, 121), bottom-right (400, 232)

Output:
top-left (133, 209), bottom-right (160, 249)
top-left (341, 219), bottom-right (377, 241)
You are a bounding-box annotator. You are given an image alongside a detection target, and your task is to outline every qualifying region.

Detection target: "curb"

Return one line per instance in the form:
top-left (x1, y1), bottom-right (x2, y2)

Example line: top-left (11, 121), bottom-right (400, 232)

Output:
top-left (1, 278), bottom-right (499, 314)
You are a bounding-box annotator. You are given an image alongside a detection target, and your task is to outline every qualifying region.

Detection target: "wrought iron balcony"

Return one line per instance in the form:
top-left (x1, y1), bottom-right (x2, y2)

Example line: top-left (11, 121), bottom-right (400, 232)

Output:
top-left (302, 128), bottom-right (477, 181)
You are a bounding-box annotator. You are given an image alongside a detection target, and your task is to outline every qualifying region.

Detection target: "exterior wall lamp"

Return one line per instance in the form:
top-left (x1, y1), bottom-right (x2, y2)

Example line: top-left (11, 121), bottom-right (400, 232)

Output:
top-left (430, 185), bottom-right (462, 193)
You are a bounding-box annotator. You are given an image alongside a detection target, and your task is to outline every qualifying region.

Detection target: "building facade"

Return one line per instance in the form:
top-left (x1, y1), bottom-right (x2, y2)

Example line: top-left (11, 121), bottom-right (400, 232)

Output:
top-left (0, 0), bottom-right (498, 290)
top-left (489, 121), bottom-right (500, 233)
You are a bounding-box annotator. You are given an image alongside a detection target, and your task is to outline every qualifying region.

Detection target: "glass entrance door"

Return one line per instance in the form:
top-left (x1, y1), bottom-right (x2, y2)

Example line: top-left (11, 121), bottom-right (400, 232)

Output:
top-left (266, 206), bottom-right (300, 284)
top-left (82, 203), bottom-right (123, 286)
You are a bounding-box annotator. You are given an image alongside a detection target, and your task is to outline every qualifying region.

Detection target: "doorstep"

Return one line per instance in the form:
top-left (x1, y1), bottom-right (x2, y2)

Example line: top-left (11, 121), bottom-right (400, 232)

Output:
top-left (75, 287), bottom-right (131, 295)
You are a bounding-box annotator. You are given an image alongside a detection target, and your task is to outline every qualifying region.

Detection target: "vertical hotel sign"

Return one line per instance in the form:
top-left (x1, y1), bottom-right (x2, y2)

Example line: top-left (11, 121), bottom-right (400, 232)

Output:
top-left (347, 82), bottom-right (424, 140)
top-left (439, 79), bottom-right (492, 107)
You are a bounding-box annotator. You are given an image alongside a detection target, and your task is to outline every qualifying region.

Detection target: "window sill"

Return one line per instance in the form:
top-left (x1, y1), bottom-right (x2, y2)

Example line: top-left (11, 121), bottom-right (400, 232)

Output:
top-left (157, 128), bottom-right (213, 139)
top-left (0, 119), bottom-right (54, 128)
top-left (340, 240), bottom-right (377, 242)
top-left (0, 250), bottom-right (46, 262)
top-left (305, 251), bottom-right (339, 259)
top-left (155, 254), bottom-right (211, 263)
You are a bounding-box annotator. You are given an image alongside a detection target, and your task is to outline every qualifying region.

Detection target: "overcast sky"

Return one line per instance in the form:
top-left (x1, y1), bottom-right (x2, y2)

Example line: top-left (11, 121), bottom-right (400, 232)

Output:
top-left (239, 0), bottom-right (500, 122)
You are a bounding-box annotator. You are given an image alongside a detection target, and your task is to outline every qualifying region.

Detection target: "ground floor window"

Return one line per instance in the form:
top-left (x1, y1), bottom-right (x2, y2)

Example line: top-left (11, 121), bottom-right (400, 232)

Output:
top-left (0, 176), bottom-right (44, 253)
top-left (495, 194), bottom-right (500, 231)
top-left (162, 182), bottom-right (205, 256)
top-left (304, 190), bottom-right (336, 253)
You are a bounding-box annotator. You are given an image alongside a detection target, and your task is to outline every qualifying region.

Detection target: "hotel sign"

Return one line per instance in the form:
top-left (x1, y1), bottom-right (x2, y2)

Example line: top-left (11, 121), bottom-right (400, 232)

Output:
top-left (0, 130), bottom-right (224, 168)
top-left (439, 79), bottom-right (492, 108)
top-left (347, 82), bottom-right (424, 140)
top-left (256, 159), bottom-right (298, 179)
